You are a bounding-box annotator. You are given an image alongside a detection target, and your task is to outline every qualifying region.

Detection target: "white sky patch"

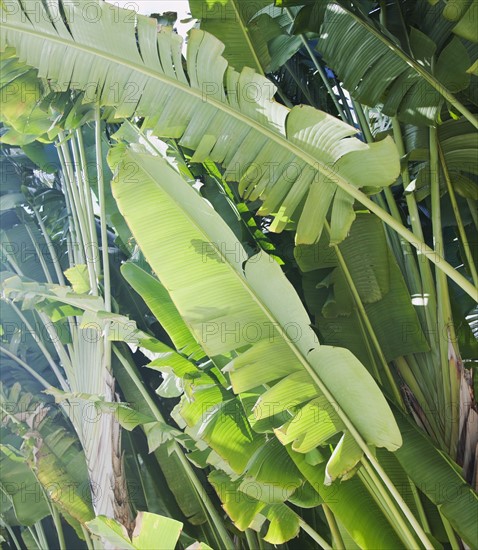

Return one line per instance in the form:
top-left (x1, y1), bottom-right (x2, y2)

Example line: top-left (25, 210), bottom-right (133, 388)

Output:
top-left (106, 1), bottom-right (194, 37)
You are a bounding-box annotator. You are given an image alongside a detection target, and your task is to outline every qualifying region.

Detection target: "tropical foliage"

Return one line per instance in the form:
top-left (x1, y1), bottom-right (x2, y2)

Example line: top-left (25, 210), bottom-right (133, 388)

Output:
top-left (0, 0), bottom-right (477, 549)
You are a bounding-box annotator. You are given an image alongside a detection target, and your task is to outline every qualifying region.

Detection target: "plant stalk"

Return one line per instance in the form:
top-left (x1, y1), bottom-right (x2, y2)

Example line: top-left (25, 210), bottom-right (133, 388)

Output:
top-left (438, 144), bottom-right (478, 287)
top-left (32, 206), bottom-right (66, 286)
top-left (299, 516), bottom-right (333, 550)
top-left (430, 126), bottom-right (460, 456)
top-left (321, 505), bottom-right (344, 549)
top-left (0, 345), bottom-right (52, 389)
top-left (326, 221), bottom-right (404, 406)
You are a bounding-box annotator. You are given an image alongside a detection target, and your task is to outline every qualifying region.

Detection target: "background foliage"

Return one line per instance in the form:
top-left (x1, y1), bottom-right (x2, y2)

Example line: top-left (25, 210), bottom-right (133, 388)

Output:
top-left (0, 1), bottom-right (477, 549)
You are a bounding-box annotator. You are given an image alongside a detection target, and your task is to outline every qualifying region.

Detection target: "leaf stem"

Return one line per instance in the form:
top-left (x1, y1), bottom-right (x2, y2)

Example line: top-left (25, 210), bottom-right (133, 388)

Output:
top-left (438, 144), bottom-right (478, 287)
top-left (23, 223), bottom-right (53, 284)
top-left (34, 521), bottom-right (48, 549)
top-left (325, 221), bottom-right (404, 406)
top-left (408, 478), bottom-right (430, 534)
top-left (27, 526), bottom-right (42, 550)
top-left (74, 128), bottom-right (101, 295)
top-left (95, 108), bottom-right (111, 312)
top-left (360, 460), bottom-right (420, 548)
top-left (284, 7), bottom-right (347, 122)
top-left (4, 523), bottom-right (22, 550)
top-left (0, 345), bottom-right (52, 389)
top-left (32, 206), bottom-right (66, 286)
top-left (56, 137), bottom-right (87, 265)
top-left (51, 505), bottom-right (66, 550)
top-left (439, 510), bottom-right (460, 550)
top-left (81, 525), bottom-right (94, 550)
top-left (321, 505), bottom-right (343, 549)
top-left (299, 516), bottom-right (333, 550)
top-left (245, 528), bottom-right (258, 549)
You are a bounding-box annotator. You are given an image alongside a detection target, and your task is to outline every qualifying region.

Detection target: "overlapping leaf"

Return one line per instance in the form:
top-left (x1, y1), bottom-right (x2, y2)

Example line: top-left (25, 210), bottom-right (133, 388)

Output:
top-left (316, 3), bottom-right (473, 125)
top-left (295, 214), bottom-right (430, 363)
top-left (109, 144), bottom-right (402, 487)
top-left (1, 0), bottom-right (399, 244)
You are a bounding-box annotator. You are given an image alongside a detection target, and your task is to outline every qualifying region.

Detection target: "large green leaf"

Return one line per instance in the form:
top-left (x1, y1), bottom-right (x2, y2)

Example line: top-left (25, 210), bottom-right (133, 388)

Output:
top-left (87, 512), bottom-right (183, 549)
top-left (109, 145), bottom-right (402, 485)
top-left (1, 0), bottom-right (399, 245)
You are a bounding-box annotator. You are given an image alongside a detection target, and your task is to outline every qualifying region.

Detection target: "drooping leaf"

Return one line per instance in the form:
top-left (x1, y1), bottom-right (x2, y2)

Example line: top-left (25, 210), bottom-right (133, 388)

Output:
top-left (208, 470), bottom-right (302, 544)
top-left (111, 143), bottom-right (401, 452)
top-left (262, 503), bottom-right (301, 544)
top-left (208, 470), bottom-right (265, 531)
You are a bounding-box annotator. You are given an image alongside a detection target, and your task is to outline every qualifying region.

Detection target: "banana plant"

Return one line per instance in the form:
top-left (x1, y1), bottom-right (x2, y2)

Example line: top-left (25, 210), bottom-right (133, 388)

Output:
top-left (108, 127), bottom-right (477, 548)
top-left (1, 1), bottom-right (477, 548)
